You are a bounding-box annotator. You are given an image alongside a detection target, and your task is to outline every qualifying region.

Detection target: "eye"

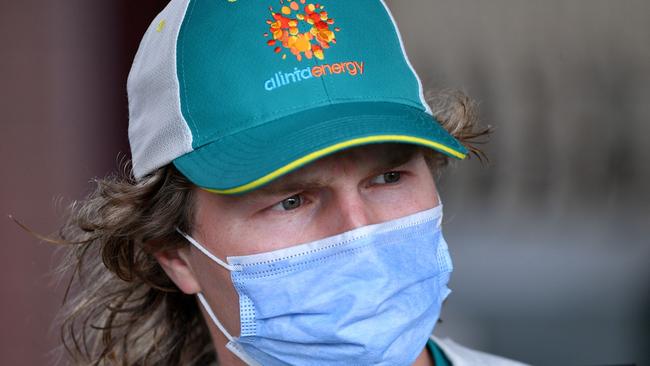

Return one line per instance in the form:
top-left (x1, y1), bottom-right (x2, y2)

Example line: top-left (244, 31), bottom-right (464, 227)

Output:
top-left (271, 194), bottom-right (304, 211)
top-left (370, 171), bottom-right (401, 185)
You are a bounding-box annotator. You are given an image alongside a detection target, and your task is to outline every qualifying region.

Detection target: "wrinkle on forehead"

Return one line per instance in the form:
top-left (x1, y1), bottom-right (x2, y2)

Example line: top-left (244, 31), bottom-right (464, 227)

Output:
top-left (251, 143), bottom-right (420, 197)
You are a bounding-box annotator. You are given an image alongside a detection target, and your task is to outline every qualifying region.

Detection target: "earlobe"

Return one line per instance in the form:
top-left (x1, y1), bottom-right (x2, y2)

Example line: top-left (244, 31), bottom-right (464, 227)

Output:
top-left (153, 246), bottom-right (202, 295)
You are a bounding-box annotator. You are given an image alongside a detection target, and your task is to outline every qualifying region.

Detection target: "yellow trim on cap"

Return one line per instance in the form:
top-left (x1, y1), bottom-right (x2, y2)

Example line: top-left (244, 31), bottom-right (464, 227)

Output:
top-left (204, 135), bottom-right (466, 195)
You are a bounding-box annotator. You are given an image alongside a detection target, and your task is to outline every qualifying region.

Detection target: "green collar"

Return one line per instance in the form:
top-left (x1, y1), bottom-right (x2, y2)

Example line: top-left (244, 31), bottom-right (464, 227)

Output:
top-left (427, 338), bottom-right (452, 366)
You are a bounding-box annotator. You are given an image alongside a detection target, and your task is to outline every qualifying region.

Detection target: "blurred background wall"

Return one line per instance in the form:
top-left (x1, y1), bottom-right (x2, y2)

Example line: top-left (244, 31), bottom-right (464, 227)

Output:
top-left (1, 1), bottom-right (648, 365)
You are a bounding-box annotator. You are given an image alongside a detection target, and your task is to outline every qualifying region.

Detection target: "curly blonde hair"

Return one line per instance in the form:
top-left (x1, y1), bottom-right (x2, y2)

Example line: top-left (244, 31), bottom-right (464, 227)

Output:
top-left (55, 90), bottom-right (488, 365)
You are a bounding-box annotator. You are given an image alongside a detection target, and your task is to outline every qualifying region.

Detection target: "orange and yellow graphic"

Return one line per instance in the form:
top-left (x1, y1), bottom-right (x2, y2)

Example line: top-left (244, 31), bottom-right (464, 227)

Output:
top-left (263, 0), bottom-right (341, 61)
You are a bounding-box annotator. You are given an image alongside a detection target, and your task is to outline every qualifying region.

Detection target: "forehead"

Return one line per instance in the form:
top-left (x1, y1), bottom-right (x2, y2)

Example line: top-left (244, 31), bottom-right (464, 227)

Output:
top-left (193, 143), bottom-right (431, 214)
top-left (298, 143), bottom-right (418, 172)
top-left (251, 143), bottom-right (421, 194)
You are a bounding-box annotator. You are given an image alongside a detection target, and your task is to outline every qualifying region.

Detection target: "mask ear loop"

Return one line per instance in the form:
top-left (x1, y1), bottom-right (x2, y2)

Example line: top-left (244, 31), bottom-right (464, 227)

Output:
top-left (197, 293), bottom-right (262, 366)
top-left (175, 227), bottom-right (240, 271)
top-left (197, 292), bottom-right (235, 342)
top-left (177, 230), bottom-right (260, 366)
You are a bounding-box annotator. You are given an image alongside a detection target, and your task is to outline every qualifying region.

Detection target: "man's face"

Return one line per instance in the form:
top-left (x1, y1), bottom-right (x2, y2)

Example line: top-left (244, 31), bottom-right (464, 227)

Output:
top-left (183, 143), bottom-right (440, 348)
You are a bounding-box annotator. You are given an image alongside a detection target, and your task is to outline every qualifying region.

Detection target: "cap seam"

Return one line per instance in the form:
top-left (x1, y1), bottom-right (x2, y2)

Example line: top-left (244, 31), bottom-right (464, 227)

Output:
top-left (178, 0), bottom-right (201, 141)
top-left (378, 0), bottom-right (432, 114)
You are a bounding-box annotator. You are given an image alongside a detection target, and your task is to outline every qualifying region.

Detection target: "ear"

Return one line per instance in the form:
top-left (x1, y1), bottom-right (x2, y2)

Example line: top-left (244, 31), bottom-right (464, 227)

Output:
top-left (153, 246), bottom-right (202, 295)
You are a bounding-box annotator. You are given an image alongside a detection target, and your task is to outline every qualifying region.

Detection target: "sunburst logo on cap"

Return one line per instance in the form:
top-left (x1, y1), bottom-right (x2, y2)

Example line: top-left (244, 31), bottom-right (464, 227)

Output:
top-left (263, 0), bottom-right (341, 61)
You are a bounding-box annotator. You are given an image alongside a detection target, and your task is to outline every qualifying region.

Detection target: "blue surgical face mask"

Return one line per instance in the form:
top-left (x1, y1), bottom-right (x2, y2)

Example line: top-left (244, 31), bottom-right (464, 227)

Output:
top-left (176, 204), bottom-right (453, 366)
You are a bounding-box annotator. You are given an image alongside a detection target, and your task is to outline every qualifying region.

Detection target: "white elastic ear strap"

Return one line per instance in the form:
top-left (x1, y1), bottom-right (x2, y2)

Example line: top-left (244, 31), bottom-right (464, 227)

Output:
top-left (175, 227), bottom-right (239, 271)
top-left (197, 293), bottom-right (261, 366)
top-left (197, 293), bottom-right (234, 342)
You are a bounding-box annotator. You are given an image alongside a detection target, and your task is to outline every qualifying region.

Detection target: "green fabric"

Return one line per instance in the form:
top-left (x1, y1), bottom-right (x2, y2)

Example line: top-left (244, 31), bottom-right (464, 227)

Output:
top-left (427, 338), bottom-right (452, 366)
top-left (173, 0), bottom-right (468, 193)
top-left (173, 101), bottom-right (467, 192)
top-left (176, 0), bottom-right (425, 148)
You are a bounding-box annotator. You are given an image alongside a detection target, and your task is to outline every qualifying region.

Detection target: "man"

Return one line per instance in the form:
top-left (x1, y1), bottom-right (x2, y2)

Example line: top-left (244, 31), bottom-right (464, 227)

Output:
top-left (58, 0), bottom-right (528, 365)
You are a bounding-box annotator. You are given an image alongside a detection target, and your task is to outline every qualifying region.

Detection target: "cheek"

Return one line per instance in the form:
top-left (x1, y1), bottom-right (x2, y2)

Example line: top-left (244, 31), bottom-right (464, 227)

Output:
top-left (209, 212), bottom-right (323, 256)
top-left (408, 158), bottom-right (440, 208)
top-left (372, 177), bottom-right (438, 220)
top-left (413, 173), bottom-right (439, 208)
top-left (189, 250), bottom-right (242, 334)
top-left (191, 250), bottom-right (234, 295)
top-left (244, 212), bottom-right (324, 252)
top-left (378, 189), bottom-right (436, 220)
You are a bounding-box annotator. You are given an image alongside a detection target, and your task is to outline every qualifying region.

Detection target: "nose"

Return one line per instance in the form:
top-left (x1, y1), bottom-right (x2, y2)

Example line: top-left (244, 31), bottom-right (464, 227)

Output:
top-left (331, 189), bottom-right (374, 233)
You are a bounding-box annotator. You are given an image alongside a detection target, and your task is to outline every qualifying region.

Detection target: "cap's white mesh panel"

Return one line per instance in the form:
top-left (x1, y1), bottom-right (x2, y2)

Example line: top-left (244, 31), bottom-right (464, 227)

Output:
top-left (379, 0), bottom-right (432, 115)
top-left (127, 0), bottom-right (193, 179)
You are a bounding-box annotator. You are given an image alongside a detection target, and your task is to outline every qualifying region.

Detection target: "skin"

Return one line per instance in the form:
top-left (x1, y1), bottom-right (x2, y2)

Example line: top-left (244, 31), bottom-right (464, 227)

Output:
top-left (156, 143), bottom-right (441, 366)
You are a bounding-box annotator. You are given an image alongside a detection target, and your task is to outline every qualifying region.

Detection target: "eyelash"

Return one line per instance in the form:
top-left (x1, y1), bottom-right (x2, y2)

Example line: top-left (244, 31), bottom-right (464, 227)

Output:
top-left (269, 171), bottom-right (404, 212)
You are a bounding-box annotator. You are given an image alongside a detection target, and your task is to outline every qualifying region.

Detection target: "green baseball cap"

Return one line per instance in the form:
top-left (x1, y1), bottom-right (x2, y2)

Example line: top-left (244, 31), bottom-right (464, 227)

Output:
top-left (128, 0), bottom-right (467, 194)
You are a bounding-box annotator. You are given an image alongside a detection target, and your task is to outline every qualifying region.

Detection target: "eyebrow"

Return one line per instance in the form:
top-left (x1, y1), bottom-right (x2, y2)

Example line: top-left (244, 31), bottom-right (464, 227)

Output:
top-left (252, 146), bottom-right (419, 197)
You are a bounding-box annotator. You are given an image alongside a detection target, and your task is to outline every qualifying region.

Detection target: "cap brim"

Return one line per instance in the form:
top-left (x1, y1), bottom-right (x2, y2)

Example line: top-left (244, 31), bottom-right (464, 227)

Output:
top-left (173, 102), bottom-right (467, 194)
